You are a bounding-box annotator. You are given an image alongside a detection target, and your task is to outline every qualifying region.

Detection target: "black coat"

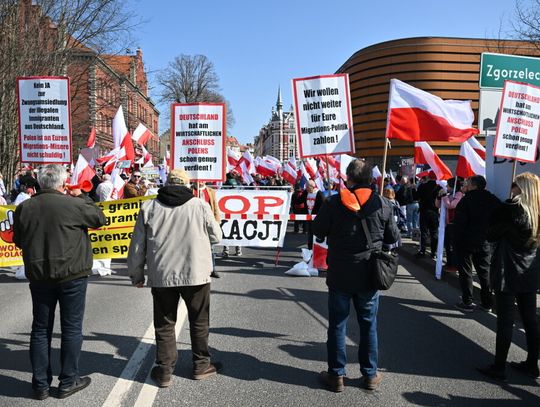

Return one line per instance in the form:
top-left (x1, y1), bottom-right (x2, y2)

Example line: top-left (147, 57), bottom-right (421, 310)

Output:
top-left (453, 189), bottom-right (500, 249)
top-left (13, 189), bottom-right (106, 282)
top-left (488, 199), bottom-right (539, 293)
top-left (416, 180), bottom-right (441, 213)
top-left (312, 189), bottom-right (400, 293)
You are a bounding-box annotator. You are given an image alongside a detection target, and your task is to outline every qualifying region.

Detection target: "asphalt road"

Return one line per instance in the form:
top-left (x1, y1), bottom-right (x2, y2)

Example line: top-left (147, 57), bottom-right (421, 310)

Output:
top-left (0, 228), bottom-right (539, 406)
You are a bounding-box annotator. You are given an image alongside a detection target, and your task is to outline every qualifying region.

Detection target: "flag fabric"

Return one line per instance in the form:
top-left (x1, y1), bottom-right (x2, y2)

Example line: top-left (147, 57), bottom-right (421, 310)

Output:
top-left (372, 165), bottom-right (383, 185)
top-left (456, 140), bottom-right (486, 178)
top-left (86, 127), bottom-right (96, 148)
top-left (239, 150), bottom-right (255, 173)
top-left (110, 170), bottom-right (127, 200)
top-left (227, 148), bottom-right (241, 170)
top-left (112, 106), bottom-right (129, 149)
top-left (466, 136), bottom-right (486, 160)
top-left (339, 154), bottom-right (355, 181)
top-left (314, 174), bottom-right (325, 191)
top-left (70, 154), bottom-right (95, 187)
top-left (299, 161), bottom-right (311, 181)
top-left (239, 161), bottom-right (254, 185)
top-left (263, 155), bottom-right (282, 172)
top-left (387, 79), bottom-right (479, 142)
top-left (255, 156), bottom-right (277, 177)
top-left (132, 123), bottom-right (154, 146)
top-left (414, 142), bottom-right (453, 180)
top-left (282, 158), bottom-right (298, 185)
top-left (304, 158), bottom-right (317, 179)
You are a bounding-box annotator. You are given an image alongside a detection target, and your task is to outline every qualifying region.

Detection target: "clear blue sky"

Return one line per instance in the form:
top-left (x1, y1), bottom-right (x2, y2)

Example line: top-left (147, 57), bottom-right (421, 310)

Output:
top-left (135, 0), bottom-right (518, 145)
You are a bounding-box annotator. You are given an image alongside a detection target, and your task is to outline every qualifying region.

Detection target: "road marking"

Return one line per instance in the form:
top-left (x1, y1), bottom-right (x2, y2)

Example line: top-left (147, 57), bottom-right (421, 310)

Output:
top-left (133, 302), bottom-right (187, 407)
top-left (101, 302), bottom-right (187, 407)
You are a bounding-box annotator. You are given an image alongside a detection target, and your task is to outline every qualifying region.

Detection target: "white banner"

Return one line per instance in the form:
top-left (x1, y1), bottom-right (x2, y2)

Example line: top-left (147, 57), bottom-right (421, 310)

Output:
top-left (494, 80), bottom-right (540, 163)
top-left (292, 74), bottom-right (355, 158)
top-left (171, 103), bottom-right (225, 181)
top-left (17, 76), bottom-right (72, 164)
top-left (216, 189), bottom-right (292, 247)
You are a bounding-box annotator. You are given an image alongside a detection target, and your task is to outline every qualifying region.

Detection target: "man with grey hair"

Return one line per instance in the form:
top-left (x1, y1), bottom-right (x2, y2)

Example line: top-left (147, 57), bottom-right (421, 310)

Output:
top-left (313, 159), bottom-right (400, 392)
top-left (13, 164), bottom-right (106, 400)
top-left (128, 168), bottom-right (222, 388)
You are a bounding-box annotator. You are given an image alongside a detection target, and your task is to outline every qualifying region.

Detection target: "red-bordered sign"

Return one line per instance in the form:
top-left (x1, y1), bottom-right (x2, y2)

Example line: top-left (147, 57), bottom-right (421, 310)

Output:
top-left (17, 76), bottom-right (72, 165)
top-left (171, 103), bottom-right (226, 182)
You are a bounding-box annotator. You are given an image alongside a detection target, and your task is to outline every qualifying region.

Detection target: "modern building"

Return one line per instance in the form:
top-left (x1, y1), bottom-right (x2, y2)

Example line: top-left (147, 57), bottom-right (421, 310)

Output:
top-left (336, 37), bottom-right (540, 169)
top-left (255, 88), bottom-right (297, 161)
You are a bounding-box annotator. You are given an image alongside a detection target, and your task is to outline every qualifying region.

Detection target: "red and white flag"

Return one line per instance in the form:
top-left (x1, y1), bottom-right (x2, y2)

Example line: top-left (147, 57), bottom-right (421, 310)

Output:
top-left (86, 127), bottom-right (96, 148)
top-left (132, 123), bottom-right (154, 146)
top-left (110, 171), bottom-right (127, 200)
top-left (299, 161), bottom-right (312, 181)
top-left (227, 147), bottom-right (241, 169)
top-left (456, 140), bottom-right (485, 178)
top-left (466, 136), bottom-right (486, 160)
top-left (339, 154), bottom-right (355, 181)
top-left (255, 156), bottom-right (277, 177)
top-left (282, 158), bottom-right (298, 185)
top-left (387, 79), bottom-right (478, 142)
top-left (239, 150), bottom-right (255, 173)
top-left (304, 158), bottom-right (317, 179)
top-left (70, 154), bottom-right (95, 187)
top-left (414, 142), bottom-right (453, 180)
top-left (372, 165), bottom-right (383, 185)
top-left (264, 155), bottom-right (282, 172)
top-left (239, 161), bottom-right (254, 185)
top-left (113, 106), bottom-right (129, 149)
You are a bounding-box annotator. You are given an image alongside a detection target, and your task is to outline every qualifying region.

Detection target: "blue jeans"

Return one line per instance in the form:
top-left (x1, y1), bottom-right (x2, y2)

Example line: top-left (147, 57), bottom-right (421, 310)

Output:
top-left (406, 202), bottom-right (419, 232)
top-left (29, 277), bottom-right (88, 391)
top-left (327, 288), bottom-right (379, 378)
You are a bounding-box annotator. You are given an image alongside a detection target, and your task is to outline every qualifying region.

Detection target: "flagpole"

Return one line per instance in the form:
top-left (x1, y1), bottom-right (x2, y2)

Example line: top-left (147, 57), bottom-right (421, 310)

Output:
top-left (324, 154), bottom-right (330, 186)
top-left (380, 137), bottom-right (389, 196)
top-left (510, 160), bottom-right (518, 198)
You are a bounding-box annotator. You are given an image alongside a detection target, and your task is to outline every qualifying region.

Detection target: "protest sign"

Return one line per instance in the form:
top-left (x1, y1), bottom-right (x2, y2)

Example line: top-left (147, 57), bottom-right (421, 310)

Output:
top-left (171, 103), bottom-right (226, 181)
top-left (494, 80), bottom-right (540, 163)
top-left (17, 76), bottom-right (72, 164)
top-left (292, 74), bottom-right (354, 158)
top-left (116, 160), bottom-right (132, 169)
top-left (0, 206), bottom-right (22, 267)
top-left (140, 166), bottom-right (160, 178)
top-left (216, 189), bottom-right (292, 247)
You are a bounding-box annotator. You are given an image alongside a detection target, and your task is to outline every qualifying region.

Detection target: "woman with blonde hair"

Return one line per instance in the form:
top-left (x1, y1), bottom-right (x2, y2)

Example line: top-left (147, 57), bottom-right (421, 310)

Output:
top-left (478, 172), bottom-right (539, 381)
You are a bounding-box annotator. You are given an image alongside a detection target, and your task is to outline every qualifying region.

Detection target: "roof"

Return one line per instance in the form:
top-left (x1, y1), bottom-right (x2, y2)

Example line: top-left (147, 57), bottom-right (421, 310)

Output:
top-left (101, 55), bottom-right (133, 77)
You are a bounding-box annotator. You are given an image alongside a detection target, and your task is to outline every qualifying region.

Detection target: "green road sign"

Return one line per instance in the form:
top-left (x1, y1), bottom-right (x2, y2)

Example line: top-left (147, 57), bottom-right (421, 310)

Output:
top-left (480, 53), bottom-right (540, 89)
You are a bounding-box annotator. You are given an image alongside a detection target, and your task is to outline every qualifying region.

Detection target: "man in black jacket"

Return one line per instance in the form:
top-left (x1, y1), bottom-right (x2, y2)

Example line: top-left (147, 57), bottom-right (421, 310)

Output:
top-left (313, 159), bottom-right (400, 392)
top-left (13, 164), bottom-right (106, 400)
top-left (415, 173), bottom-right (441, 258)
top-left (453, 175), bottom-right (500, 312)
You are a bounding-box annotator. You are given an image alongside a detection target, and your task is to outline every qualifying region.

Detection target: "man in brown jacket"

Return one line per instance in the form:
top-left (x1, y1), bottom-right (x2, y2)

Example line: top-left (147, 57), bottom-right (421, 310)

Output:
top-left (123, 170), bottom-right (147, 198)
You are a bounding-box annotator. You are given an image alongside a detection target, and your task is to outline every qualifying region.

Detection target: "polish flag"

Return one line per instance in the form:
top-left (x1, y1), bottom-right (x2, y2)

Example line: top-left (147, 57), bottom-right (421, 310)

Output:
top-left (466, 136), bottom-right (486, 160)
top-left (456, 140), bottom-right (486, 178)
top-left (110, 170), bottom-right (127, 200)
top-left (264, 155), bottom-right (282, 171)
top-left (414, 142), bottom-right (453, 180)
top-left (255, 156), bottom-right (277, 177)
top-left (86, 127), bottom-right (96, 148)
top-left (132, 123), bottom-right (154, 146)
top-left (304, 158), bottom-right (317, 179)
top-left (239, 150), bottom-right (255, 173)
top-left (227, 147), bottom-right (241, 169)
top-left (339, 154), bottom-right (355, 181)
top-left (387, 79), bottom-right (479, 142)
top-left (70, 154), bottom-right (95, 187)
top-left (282, 158), bottom-right (298, 185)
top-left (136, 145), bottom-right (153, 166)
top-left (372, 165), bottom-right (383, 184)
top-left (239, 161), bottom-right (254, 185)
top-left (299, 161), bottom-right (312, 181)
top-left (113, 106), bottom-right (129, 149)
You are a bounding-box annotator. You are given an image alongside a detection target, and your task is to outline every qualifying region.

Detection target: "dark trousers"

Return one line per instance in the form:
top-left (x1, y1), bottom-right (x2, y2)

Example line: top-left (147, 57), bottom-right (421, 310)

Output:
top-left (457, 244), bottom-right (493, 307)
top-left (151, 284), bottom-right (211, 376)
top-left (307, 222), bottom-right (314, 250)
top-left (293, 220), bottom-right (306, 233)
top-left (29, 277), bottom-right (88, 391)
top-left (444, 224), bottom-right (456, 267)
top-left (494, 291), bottom-right (539, 369)
top-left (419, 210), bottom-right (438, 254)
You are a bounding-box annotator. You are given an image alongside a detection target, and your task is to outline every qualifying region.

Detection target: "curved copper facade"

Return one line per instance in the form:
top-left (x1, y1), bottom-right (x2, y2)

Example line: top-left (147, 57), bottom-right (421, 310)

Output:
top-left (337, 37), bottom-right (540, 165)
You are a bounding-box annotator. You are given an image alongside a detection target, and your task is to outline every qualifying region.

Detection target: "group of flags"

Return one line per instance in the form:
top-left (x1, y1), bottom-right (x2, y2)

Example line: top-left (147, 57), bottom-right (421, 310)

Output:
top-left (387, 78), bottom-right (487, 182)
top-left (69, 105), bottom-right (157, 199)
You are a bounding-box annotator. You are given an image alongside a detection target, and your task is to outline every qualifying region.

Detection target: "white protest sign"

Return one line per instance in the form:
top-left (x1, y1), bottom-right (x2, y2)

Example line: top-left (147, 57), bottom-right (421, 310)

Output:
top-left (494, 80), bottom-right (540, 163)
top-left (17, 76), bottom-right (72, 164)
top-left (292, 74), bottom-right (355, 158)
top-left (216, 189), bottom-right (292, 247)
top-left (171, 103), bottom-right (225, 181)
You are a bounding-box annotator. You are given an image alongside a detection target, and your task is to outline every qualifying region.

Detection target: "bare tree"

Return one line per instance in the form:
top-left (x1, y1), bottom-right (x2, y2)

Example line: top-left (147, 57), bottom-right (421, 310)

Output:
top-left (513, 0), bottom-right (540, 49)
top-left (157, 54), bottom-right (235, 128)
top-left (0, 0), bottom-right (142, 184)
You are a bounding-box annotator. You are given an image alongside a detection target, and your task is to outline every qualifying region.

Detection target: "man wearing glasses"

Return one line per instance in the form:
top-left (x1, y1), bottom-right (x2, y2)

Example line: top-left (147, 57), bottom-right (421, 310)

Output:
top-left (124, 170), bottom-right (148, 198)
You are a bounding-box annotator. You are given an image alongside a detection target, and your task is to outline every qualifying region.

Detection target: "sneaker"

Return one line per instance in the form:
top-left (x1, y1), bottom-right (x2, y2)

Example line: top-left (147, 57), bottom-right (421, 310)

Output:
top-left (210, 271), bottom-right (221, 278)
top-left (57, 377), bottom-right (91, 399)
top-left (363, 372), bottom-right (382, 390)
top-left (509, 361), bottom-right (540, 379)
top-left (319, 371), bottom-right (344, 393)
top-left (476, 365), bottom-right (507, 382)
top-left (32, 388), bottom-right (49, 401)
top-left (455, 302), bottom-right (475, 313)
top-left (193, 362), bottom-right (222, 380)
top-left (150, 366), bottom-right (172, 388)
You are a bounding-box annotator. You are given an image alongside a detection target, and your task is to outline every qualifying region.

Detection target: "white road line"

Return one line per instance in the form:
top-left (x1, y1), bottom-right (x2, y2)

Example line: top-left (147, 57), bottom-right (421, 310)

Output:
top-left (133, 301), bottom-right (187, 407)
top-left (101, 322), bottom-right (156, 407)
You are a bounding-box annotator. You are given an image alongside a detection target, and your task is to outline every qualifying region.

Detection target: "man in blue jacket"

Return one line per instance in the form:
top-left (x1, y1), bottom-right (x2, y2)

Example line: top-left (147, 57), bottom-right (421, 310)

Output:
top-left (313, 159), bottom-right (400, 392)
